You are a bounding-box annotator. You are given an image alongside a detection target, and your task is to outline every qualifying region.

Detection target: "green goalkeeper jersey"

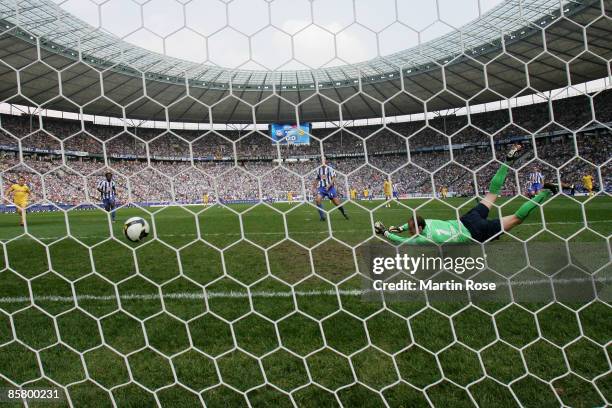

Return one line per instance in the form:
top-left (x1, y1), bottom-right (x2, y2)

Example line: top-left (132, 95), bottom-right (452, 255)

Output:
top-left (384, 219), bottom-right (472, 244)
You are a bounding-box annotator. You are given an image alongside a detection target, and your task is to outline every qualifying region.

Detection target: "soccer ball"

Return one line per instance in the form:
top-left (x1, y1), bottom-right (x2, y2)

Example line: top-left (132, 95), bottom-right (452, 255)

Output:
top-left (374, 221), bottom-right (387, 234)
top-left (123, 217), bottom-right (150, 242)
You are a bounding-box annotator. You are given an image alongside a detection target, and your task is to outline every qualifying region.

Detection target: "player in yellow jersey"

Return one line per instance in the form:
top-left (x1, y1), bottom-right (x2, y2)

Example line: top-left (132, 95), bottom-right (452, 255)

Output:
top-left (440, 186), bottom-right (448, 199)
top-left (350, 187), bottom-right (357, 200)
top-left (287, 191), bottom-right (294, 205)
top-left (363, 187), bottom-right (369, 200)
top-left (383, 179), bottom-right (392, 207)
top-left (5, 176), bottom-right (30, 226)
top-left (203, 193), bottom-right (210, 205)
top-left (582, 174), bottom-right (594, 196)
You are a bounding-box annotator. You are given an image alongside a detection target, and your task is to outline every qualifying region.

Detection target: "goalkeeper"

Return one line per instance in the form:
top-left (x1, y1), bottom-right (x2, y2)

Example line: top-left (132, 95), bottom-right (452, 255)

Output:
top-left (375, 144), bottom-right (558, 244)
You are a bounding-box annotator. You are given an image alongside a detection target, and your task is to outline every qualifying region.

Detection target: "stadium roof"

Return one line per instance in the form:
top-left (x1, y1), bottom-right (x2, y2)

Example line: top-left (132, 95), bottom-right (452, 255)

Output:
top-left (0, 0), bottom-right (609, 123)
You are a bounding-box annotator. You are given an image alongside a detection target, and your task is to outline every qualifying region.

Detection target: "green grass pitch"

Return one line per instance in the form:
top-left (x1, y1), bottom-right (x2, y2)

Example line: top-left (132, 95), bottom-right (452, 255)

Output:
top-left (0, 196), bottom-right (610, 407)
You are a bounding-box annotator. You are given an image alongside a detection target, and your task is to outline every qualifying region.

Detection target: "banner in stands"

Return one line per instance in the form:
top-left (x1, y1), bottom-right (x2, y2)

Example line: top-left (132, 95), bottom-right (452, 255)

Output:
top-left (269, 123), bottom-right (311, 145)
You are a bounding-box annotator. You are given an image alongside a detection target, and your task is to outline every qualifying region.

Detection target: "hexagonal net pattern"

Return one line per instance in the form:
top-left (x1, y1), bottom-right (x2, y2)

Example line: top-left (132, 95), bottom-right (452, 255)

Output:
top-left (0, 0), bottom-right (610, 407)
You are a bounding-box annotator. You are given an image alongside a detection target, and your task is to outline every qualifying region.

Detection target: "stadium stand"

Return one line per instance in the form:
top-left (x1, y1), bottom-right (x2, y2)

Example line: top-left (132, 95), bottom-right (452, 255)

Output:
top-left (1, 90), bottom-right (610, 205)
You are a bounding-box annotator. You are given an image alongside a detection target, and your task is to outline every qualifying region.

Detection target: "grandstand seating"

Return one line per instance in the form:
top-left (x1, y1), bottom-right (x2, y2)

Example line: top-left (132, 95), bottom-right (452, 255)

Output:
top-left (1, 90), bottom-right (610, 204)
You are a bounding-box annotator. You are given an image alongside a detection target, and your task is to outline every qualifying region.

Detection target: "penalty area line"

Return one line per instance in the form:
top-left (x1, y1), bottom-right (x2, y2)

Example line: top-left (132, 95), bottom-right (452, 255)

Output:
top-left (0, 276), bottom-right (609, 304)
top-left (0, 289), bottom-right (362, 304)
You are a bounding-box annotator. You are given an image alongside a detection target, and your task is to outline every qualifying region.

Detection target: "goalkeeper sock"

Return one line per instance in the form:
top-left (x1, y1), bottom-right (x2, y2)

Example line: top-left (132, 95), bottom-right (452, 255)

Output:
top-left (316, 203), bottom-right (325, 220)
top-left (338, 206), bottom-right (346, 216)
top-left (514, 190), bottom-right (552, 220)
top-left (488, 163), bottom-right (508, 195)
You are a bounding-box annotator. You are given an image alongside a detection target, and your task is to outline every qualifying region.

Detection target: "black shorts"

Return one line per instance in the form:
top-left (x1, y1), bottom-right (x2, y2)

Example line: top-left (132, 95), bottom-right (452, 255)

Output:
top-left (460, 203), bottom-right (502, 243)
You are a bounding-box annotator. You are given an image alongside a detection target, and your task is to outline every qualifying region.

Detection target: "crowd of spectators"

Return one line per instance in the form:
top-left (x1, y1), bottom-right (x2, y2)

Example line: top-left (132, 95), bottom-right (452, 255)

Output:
top-left (1, 90), bottom-right (610, 205)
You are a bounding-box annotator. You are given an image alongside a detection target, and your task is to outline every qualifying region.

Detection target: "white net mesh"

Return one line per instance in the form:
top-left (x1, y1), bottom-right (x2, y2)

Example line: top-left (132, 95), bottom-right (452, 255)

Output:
top-left (0, 0), bottom-right (610, 407)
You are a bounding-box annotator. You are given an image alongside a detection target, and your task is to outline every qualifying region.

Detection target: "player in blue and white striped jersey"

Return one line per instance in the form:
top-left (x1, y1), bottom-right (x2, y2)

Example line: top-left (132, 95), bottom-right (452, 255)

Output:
top-left (528, 168), bottom-right (544, 196)
top-left (312, 157), bottom-right (348, 221)
top-left (97, 172), bottom-right (117, 222)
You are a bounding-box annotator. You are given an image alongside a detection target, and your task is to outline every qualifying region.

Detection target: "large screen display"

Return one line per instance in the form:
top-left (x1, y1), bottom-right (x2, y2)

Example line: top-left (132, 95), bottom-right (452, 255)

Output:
top-left (269, 123), bottom-right (311, 145)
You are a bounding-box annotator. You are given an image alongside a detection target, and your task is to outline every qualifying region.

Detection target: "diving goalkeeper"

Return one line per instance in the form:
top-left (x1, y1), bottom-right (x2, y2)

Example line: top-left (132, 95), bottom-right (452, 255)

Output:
top-left (375, 144), bottom-right (560, 244)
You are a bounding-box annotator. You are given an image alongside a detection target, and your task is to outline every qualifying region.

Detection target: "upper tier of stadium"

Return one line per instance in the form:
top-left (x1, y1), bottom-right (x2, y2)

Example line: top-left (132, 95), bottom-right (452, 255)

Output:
top-left (0, 0), bottom-right (609, 123)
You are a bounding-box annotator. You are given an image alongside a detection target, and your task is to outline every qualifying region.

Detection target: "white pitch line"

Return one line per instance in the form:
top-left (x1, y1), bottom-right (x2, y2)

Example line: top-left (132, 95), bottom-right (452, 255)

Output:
top-left (0, 290), bottom-right (359, 304)
top-left (0, 277), bottom-right (609, 304)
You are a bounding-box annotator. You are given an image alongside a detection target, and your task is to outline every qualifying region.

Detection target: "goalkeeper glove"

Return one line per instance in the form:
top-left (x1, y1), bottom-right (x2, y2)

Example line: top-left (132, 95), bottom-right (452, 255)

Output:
top-left (374, 221), bottom-right (388, 235)
top-left (388, 225), bottom-right (404, 233)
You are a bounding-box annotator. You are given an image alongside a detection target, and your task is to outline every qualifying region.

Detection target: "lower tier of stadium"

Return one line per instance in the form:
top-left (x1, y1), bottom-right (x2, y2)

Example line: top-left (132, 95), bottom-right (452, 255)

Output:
top-left (1, 129), bottom-right (609, 207)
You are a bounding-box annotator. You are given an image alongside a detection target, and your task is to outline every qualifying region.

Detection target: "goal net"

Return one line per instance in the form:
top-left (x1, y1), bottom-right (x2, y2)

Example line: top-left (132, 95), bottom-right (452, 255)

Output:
top-left (0, 0), bottom-right (609, 407)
